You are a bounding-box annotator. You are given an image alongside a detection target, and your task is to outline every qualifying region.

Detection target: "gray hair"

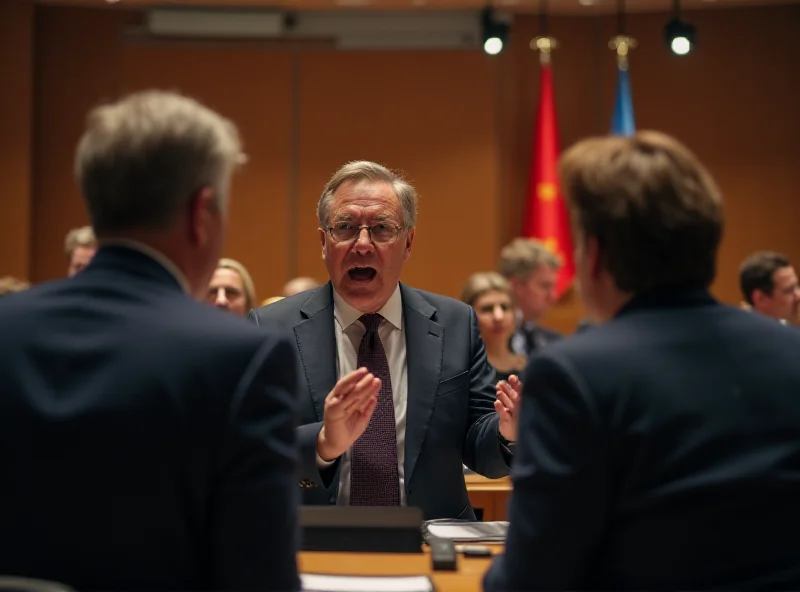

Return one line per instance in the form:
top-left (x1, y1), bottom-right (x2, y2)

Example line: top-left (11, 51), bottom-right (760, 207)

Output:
top-left (75, 90), bottom-right (246, 235)
top-left (317, 161), bottom-right (418, 229)
top-left (64, 225), bottom-right (96, 256)
top-left (499, 237), bottom-right (562, 280)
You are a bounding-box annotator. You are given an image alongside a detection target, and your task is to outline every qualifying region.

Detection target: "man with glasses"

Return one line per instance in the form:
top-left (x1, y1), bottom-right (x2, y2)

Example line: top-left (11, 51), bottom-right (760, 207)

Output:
top-left (249, 161), bottom-right (519, 519)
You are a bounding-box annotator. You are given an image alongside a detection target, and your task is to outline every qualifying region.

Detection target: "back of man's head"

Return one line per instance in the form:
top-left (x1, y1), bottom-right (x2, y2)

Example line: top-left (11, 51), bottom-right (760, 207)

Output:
top-left (74, 90), bottom-right (246, 294)
top-left (560, 130), bottom-right (723, 294)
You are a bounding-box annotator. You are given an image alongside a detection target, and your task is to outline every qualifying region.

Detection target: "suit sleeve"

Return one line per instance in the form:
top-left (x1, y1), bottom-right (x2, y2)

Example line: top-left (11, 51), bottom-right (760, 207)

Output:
top-left (483, 353), bottom-right (609, 591)
top-left (462, 306), bottom-right (511, 478)
top-left (211, 334), bottom-right (300, 592)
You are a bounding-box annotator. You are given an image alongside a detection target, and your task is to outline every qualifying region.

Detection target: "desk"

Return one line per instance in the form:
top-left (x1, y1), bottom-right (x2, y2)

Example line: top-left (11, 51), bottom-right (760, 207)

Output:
top-left (465, 473), bottom-right (512, 521)
top-left (299, 547), bottom-right (499, 592)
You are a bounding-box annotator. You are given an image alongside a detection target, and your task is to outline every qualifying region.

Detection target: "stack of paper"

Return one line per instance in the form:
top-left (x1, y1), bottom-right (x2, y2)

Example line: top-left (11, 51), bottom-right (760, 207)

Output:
top-left (301, 573), bottom-right (434, 592)
top-left (423, 519), bottom-right (508, 543)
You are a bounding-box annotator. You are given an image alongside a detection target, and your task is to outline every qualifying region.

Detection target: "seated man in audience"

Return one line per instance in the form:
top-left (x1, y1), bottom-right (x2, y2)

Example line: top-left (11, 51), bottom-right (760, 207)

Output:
top-left (207, 257), bottom-right (256, 317)
top-left (64, 225), bottom-right (97, 277)
top-left (499, 237), bottom-right (562, 355)
top-left (484, 131), bottom-right (800, 590)
top-left (0, 90), bottom-right (299, 592)
top-left (250, 160), bottom-right (520, 520)
top-left (282, 275), bottom-right (319, 297)
top-left (739, 250), bottom-right (799, 324)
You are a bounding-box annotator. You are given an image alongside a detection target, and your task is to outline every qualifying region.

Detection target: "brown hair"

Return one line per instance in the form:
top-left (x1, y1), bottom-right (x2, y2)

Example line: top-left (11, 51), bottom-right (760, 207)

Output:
top-left (739, 251), bottom-right (791, 305)
top-left (559, 131), bottom-right (723, 292)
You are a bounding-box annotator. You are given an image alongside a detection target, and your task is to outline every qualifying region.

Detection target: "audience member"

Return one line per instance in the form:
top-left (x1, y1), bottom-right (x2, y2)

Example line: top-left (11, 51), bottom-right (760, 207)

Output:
top-left (499, 238), bottom-right (562, 354)
top-left (739, 250), bottom-right (799, 324)
top-left (0, 276), bottom-right (30, 297)
top-left (282, 276), bottom-right (319, 297)
top-left (64, 225), bottom-right (96, 277)
top-left (461, 272), bottom-right (526, 381)
top-left (207, 257), bottom-right (255, 316)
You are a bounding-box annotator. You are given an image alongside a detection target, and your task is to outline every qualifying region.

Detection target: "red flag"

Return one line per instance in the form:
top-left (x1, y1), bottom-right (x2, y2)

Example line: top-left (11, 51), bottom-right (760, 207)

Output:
top-left (522, 59), bottom-right (575, 298)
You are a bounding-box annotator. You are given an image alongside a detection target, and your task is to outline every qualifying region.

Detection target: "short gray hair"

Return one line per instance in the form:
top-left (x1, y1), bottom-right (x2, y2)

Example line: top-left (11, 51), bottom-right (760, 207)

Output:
top-left (317, 161), bottom-right (418, 229)
top-left (75, 90), bottom-right (246, 235)
top-left (499, 238), bottom-right (561, 280)
top-left (64, 225), bottom-right (96, 256)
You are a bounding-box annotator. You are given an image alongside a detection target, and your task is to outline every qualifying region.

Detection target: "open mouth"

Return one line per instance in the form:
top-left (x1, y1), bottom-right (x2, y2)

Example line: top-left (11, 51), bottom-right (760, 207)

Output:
top-left (348, 266), bottom-right (377, 282)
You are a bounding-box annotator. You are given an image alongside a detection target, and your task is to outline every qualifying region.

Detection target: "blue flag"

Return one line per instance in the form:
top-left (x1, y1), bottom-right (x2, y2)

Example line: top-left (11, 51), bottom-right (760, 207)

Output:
top-left (611, 64), bottom-right (635, 136)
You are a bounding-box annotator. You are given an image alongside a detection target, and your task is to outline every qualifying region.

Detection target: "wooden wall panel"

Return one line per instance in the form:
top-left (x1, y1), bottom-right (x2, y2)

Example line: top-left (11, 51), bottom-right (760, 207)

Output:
top-left (295, 50), bottom-right (499, 299)
top-left (23, 3), bottom-right (800, 328)
top-left (118, 44), bottom-right (294, 302)
top-left (0, 0), bottom-right (34, 279)
top-left (31, 6), bottom-right (124, 282)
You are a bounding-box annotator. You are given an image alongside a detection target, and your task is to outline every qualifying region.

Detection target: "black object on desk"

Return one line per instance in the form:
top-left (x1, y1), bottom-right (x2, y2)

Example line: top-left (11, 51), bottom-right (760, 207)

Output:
top-left (428, 536), bottom-right (457, 571)
top-left (300, 506), bottom-right (423, 553)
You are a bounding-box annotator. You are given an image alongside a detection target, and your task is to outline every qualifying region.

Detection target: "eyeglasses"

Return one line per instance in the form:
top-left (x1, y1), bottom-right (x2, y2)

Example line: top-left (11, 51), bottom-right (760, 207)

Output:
top-left (327, 222), bottom-right (404, 245)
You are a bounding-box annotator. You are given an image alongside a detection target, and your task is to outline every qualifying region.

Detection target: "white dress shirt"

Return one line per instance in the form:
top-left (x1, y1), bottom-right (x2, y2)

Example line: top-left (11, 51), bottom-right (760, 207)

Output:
top-left (318, 284), bottom-right (408, 505)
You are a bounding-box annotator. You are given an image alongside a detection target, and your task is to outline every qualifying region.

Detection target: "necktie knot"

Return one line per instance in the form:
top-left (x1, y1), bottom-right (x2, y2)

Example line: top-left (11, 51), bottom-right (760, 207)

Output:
top-left (360, 313), bottom-right (383, 335)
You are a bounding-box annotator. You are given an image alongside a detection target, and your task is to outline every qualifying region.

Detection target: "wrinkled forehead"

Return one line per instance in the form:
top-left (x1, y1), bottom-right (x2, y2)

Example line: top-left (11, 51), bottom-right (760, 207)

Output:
top-left (329, 180), bottom-right (403, 223)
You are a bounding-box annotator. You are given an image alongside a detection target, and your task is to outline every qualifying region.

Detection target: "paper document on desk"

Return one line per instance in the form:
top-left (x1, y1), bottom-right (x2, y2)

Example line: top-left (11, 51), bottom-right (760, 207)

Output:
top-left (423, 519), bottom-right (508, 543)
top-left (301, 573), bottom-right (434, 592)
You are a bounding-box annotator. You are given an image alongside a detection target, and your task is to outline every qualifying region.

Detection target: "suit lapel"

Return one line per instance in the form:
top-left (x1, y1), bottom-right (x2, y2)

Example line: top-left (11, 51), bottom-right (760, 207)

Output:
top-left (401, 284), bottom-right (443, 490)
top-left (294, 282), bottom-right (338, 422)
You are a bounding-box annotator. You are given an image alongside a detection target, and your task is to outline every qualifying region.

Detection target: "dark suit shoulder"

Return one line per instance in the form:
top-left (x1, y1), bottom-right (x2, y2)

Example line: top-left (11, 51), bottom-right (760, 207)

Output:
top-left (532, 301), bottom-right (800, 411)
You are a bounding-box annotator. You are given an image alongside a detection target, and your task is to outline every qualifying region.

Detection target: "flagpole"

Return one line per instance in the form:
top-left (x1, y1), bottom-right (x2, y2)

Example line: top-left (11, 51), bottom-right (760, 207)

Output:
top-left (609, 0), bottom-right (637, 136)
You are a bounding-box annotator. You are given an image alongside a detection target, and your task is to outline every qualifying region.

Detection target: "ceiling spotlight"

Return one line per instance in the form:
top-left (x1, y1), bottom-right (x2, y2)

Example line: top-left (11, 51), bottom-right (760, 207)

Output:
top-left (482, 7), bottom-right (509, 56)
top-left (665, 0), bottom-right (696, 55)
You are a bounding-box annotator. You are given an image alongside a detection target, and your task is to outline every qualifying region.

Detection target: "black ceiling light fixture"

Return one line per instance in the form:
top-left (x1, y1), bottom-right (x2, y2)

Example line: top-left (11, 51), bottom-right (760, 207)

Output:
top-left (665, 0), bottom-right (696, 56)
top-left (482, 7), bottom-right (509, 56)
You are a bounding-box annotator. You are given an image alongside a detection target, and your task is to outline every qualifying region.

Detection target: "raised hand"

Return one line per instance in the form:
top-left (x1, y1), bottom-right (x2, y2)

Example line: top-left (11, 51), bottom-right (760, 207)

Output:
top-left (316, 367), bottom-right (381, 462)
top-left (495, 374), bottom-right (522, 443)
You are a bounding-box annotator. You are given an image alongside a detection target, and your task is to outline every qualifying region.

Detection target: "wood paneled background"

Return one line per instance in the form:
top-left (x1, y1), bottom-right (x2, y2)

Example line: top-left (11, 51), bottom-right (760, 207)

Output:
top-left (1, 0), bottom-right (798, 331)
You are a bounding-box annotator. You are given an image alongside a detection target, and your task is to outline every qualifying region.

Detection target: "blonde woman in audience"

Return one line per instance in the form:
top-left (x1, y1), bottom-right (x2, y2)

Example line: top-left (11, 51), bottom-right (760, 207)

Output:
top-left (462, 272), bottom-right (527, 382)
top-left (0, 277), bottom-right (30, 297)
top-left (206, 258), bottom-right (255, 316)
top-left (64, 225), bottom-right (97, 277)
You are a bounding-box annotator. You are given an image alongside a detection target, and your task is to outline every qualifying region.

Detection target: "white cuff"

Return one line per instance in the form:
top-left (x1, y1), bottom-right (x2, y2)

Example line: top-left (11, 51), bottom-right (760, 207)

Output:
top-left (316, 450), bottom-right (336, 469)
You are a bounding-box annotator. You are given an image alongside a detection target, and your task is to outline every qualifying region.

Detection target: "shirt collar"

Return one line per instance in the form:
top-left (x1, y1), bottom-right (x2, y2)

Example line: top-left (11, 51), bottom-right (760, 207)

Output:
top-left (99, 239), bottom-right (191, 295)
top-left (333, 283), bottom-right (403, 331)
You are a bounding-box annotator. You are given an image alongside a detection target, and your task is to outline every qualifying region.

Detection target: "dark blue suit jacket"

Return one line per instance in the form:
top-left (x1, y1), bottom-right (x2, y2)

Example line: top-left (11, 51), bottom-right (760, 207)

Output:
top-left (249, 282), bottom-right (510, 520)
top-left (485, 288), bottom-right (800, 590)
top-left (0, 246), bottom-right (300, 592)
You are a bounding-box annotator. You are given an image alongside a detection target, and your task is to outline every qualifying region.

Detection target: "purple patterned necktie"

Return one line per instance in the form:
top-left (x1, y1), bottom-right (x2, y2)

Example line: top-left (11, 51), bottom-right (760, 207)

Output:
top-left (349, 313), bottom-right (400, 506)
